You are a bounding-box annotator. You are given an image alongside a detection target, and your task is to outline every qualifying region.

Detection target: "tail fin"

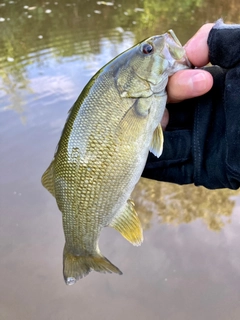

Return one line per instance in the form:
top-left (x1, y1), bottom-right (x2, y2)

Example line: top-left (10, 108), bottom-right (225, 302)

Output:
top-left (63, 244), bottom-right (122, 285)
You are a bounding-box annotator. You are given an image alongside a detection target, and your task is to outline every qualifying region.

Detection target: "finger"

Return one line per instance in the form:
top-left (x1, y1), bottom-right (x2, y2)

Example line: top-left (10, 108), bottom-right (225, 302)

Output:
top-left (184, 23), bottom-right (214, 67)
top-left (167, 69), bottom-right (213, 103)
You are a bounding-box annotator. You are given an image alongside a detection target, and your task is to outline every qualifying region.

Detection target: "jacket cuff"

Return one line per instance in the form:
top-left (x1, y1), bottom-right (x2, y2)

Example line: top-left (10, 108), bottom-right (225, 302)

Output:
top-left (208, 19), bottom-right (240, 68)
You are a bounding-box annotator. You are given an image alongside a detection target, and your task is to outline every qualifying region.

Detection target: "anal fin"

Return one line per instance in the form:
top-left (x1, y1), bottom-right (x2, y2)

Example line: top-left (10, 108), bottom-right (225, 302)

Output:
top-left (110, 200), bottom-right (143, 246)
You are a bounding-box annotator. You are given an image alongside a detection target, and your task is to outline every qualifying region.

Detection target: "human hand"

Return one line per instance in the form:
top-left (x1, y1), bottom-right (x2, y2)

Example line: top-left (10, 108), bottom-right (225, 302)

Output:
top-left (161, 23), bottom-right (214, 129)
top-left (144, 19), bottom-right (240, 190)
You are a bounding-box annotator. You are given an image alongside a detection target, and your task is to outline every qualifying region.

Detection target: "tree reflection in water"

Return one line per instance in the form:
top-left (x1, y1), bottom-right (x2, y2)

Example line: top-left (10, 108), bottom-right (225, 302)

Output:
top-left (133, 178), bottom-right (239, 231)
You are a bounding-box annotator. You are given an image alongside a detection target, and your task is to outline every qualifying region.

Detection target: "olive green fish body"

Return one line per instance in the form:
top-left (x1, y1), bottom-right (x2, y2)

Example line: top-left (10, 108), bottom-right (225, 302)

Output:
top-left (42, 31), bottom-right (190, 285)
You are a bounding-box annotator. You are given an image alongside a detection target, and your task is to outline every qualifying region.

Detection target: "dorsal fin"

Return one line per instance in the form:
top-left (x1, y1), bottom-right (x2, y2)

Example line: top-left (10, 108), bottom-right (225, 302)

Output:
top-left (110, 200), bottom-right (143, 246)
top-left (41, 160), bottom-right (55, 197)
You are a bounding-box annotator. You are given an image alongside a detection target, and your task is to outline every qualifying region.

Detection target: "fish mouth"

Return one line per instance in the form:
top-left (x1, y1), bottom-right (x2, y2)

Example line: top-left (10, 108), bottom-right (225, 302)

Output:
top-left (167, 30), bottom-right (182, 47)
top-left (165, 30), bottom-right (193, 68)
top-left (152, 31), bottom-right (192, 69)
top-left (149, 31), bottom-right (192, 94)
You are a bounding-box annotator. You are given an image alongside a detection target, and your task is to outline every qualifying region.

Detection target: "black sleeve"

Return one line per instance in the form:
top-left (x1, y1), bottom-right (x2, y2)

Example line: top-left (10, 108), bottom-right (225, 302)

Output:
top-left (142, 19), bottom-right (240, 190)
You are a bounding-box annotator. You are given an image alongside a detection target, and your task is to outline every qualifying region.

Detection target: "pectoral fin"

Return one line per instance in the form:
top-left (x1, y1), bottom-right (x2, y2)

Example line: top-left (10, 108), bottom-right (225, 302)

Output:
top-left (110, 200), bottom-right (143, 246)
top-left (150, 124), bottom-right (164, 158)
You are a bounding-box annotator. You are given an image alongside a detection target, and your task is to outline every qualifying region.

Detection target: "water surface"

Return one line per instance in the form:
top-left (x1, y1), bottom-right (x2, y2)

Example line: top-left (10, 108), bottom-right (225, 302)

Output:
top-left (1, 1), bottom-right (240, 319)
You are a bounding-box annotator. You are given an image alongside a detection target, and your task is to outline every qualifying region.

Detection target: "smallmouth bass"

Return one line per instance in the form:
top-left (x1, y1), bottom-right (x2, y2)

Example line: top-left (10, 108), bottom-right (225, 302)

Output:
top-left (42, 30), bottom-right (190, 285)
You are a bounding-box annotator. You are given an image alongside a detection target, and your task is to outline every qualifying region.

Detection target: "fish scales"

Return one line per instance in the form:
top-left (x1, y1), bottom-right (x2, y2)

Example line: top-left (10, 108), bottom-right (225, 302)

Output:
top-left (42, 31), bottom-right (190, 285)
top-left (58, 78), bottom-right (135, 254)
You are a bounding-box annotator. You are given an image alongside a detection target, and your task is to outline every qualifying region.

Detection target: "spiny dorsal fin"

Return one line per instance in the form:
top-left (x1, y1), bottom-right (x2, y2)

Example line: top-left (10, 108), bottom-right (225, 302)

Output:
top-left (110, 200), bottom-right (143, 246)
top-left (150, 124), bottom-right (164, 158)
top-left (41, 160), bottom-right (55, 197)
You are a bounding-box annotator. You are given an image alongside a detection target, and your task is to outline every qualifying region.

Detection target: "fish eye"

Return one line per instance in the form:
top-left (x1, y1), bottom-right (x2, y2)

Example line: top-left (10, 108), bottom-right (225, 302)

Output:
top-left (142, 43), bottom-right (153, 54)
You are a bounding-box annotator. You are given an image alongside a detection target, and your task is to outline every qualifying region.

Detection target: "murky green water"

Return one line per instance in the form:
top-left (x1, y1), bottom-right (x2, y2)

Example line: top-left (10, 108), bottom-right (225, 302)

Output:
top-left (1, 0), bottom-right (240, 319)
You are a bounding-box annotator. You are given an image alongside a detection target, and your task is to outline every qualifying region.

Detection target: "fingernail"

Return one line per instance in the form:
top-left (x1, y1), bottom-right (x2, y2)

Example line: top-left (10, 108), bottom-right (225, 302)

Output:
top-left (189, 72), bottom-right (207, 93)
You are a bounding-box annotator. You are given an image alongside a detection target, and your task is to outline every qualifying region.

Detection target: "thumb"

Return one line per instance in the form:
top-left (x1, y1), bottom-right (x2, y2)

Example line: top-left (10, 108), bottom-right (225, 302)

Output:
top-left (167, 69), bottom-right (213, 103)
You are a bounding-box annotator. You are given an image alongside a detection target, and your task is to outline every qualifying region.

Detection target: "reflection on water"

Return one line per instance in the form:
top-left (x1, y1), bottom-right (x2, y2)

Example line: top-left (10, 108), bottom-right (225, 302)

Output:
top-left (1, 0), bottom-right (240, 319)
top-left (1, 0), bottom-right (239, 117)
top-left (134, 178), bottom-right (235, 231)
